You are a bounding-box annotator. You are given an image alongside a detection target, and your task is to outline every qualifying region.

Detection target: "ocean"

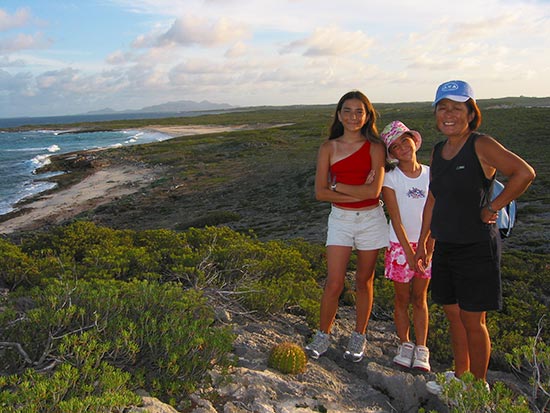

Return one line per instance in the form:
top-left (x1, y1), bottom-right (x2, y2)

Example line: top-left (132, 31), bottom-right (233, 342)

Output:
top-left (0, 128), bottom-right (172, 215)
top-left (0, 110), bottom-right (227, 129)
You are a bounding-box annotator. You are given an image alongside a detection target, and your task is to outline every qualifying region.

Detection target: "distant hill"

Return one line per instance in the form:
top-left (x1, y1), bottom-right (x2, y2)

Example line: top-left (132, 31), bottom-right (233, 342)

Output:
top-left (86, 100), bottom-right (234, 115)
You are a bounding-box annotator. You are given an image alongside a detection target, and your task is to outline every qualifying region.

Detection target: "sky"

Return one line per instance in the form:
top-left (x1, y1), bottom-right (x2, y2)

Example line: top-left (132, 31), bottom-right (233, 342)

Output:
top-left (1, 0), bottom-right (549, 118)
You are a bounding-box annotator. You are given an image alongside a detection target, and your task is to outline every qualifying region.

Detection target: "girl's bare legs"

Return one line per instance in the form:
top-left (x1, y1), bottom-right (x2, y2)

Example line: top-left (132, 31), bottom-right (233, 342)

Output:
top-left (354, 249), bottom-right (379, 333)
top-left (393, 281), bottom-right (412, 342)
top-left (443, 303), bottom-right (470, 377)
top-left (320, 245), bottom-right (352, 333)
top-left (411, 277), bottom-right (430, 346)
top-left (460, 310), bottom-right (490, 381)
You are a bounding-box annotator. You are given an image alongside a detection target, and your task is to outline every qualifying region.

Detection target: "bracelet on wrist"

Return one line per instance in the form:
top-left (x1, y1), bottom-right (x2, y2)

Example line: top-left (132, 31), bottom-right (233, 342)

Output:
top-left (486, 203), bottom-right (498, 214)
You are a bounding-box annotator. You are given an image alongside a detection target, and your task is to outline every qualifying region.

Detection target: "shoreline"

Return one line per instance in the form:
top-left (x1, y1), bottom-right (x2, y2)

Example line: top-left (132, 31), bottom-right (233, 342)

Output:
top-left (0, 123), bottom-right (291, 234)
top-left (0, 163), bottom-right (159, 234)
top-left (141, 122), bottom-right (293, 137)
top-left (141, 124), bottom-right (250, 137)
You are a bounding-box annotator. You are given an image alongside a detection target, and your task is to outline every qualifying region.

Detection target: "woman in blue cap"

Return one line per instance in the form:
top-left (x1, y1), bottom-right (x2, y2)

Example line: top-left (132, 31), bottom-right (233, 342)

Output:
top-left (415, 80), bottom-right (536, 394)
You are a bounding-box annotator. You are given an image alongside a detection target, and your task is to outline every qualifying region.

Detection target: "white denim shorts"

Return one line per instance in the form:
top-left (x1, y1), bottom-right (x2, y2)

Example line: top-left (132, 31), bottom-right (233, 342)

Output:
top-left (326, 204), bottom-right (389, 250)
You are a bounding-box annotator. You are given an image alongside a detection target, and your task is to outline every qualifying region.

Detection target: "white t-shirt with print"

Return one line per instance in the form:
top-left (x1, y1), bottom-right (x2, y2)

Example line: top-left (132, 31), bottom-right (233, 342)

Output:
top-left (383, 164), bottom-right (430, 243)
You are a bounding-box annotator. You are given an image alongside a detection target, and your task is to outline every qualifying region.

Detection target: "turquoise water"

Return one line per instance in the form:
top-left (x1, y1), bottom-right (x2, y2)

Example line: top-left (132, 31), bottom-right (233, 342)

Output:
top-left (0, 128), bottom-right (171, 215)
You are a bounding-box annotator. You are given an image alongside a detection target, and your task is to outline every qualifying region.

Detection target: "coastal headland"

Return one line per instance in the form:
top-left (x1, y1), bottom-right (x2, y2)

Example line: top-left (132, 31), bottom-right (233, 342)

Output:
top-left (0, 122), bottom-right (296, 235)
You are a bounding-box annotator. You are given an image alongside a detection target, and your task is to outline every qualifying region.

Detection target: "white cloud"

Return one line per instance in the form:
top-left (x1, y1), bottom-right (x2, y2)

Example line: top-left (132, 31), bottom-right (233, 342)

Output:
top-left (281, 26), bottom-right (375, 57)
top-left (0, 7), bottom-right (31, 31)
top-left (0, 32), bottom-right (51, 53)
top-left (449, 14), bottom-right (518, 41)
top-left (224, 41), bottom-right (248, 58)
top-left (164, 16), bottom-right (249, 46)
top-left (35, 68), bottom-right (79, 90)
top-left (0, 56), bottom-right (26, 67)
top-left (106, 50), bottom-right (129, 65)
top-left (0, 69), bottom-right (32, 93)
top-left (133, 15), bottom-right (250, 49)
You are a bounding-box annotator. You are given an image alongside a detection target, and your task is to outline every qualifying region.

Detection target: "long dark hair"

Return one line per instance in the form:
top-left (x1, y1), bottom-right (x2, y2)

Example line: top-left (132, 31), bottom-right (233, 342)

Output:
top-left (465, 98), bottom-right (482, 131)
top-left (328, 90), bottom-right (381, 143)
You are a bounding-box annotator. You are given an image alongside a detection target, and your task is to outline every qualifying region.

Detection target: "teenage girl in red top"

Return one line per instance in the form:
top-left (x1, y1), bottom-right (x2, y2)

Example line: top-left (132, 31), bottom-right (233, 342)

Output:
top-left (306, 90), bottom-right (388, 362)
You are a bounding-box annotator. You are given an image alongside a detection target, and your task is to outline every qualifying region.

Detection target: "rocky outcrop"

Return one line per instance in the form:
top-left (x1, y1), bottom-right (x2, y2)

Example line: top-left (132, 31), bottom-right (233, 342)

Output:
top-left (178, 308), bottom-right (449, 413)
top-left (130, 395), bottom-right (180, 413)
top-left (159, 303), bottom-right (529, 413)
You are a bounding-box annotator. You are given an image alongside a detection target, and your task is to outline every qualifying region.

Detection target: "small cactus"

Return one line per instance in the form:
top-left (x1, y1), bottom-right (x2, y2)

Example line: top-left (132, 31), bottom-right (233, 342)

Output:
top-left (267, 341), bottom-right (307, 374)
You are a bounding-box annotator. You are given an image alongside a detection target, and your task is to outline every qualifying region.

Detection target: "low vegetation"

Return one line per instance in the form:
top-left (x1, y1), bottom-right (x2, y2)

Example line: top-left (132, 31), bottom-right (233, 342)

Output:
top-left (0, 222), bottom-right (548, 410)
top-left (0, 223), bottom-right (323, 410)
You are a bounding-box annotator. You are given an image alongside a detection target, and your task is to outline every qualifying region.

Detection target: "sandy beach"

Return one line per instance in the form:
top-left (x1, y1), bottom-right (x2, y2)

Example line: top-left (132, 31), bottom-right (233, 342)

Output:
top-left (143, 123), bottom-right (293, 137)
top-left (0, 123), bottom-right (291, 234)
top-left (0, 164), bottom-right (158, 234)
top-left (143, 124), bottom-right (252, 137)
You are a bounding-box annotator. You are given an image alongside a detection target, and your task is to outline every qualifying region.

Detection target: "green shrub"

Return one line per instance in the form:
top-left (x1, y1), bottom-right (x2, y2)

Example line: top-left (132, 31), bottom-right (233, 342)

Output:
top-left (12, 222), bottom-right (325, 326)
top-left (242, 271), bottom-right (322, 321)
top-left (0, 332), bottom-right (140, 412)
top-left (426, 304), bottom-right (454, 365)
top-left (133, 228), bottom-right (198, 282)
top-left (19, 223), bottom-right (200, 284)
top-left (0, 277), bottom-right (235, 404)
top-left (506, 318), bottom-right (549, 412)
top-left (180, 226), bottom-right (323, 323)
top-left (371, 274), bottom-right (394, 321)
top-left (0, 238), bottom-right (40, 288)
top-left (284, 238), bottom-right (327, 281)
top-left (432, 372), bottom-right (531, 413)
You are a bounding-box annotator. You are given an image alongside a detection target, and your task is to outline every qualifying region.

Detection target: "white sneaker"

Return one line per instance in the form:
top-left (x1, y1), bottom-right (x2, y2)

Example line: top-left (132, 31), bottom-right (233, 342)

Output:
top-left (343, 331), bottom-right (366, 362)
top-left (412, 345), bottom-right (431, 371)
top-left (393, 342), bottom-right (415, 368)
top-left (426, 371), bottom-right (457, 395)
top-left (305, 331), bottom-right (330, 359)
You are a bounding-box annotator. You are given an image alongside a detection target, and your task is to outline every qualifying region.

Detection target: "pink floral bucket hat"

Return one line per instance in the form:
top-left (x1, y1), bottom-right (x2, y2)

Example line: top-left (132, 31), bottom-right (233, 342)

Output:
top-left (380, 120), bottom-right (422, 162)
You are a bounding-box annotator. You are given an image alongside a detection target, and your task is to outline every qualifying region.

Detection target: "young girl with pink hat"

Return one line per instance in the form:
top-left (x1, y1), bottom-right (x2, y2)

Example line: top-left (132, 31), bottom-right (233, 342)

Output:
top-left (381, 120), bottom-right (433, 372)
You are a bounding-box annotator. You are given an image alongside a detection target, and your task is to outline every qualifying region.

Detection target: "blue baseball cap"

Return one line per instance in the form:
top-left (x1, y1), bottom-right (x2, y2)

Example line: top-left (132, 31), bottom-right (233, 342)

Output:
top-left (433, 80), bottom-right (475, 106)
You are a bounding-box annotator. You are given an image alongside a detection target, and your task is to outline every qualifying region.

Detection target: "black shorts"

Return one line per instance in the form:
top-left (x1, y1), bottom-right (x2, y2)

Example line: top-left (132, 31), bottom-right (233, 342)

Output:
top-left (431, 235), bottom-right (502, 312)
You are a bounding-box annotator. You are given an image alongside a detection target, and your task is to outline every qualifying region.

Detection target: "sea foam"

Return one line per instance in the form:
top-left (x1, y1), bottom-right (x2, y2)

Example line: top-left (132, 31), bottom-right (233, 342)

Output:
top-left (31, 154), bottom-right (52, 168)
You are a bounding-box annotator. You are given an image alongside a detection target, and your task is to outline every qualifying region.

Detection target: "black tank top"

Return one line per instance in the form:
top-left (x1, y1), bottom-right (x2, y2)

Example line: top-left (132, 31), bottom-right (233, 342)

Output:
top-left (430, 132), bottom-right (498, 243)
